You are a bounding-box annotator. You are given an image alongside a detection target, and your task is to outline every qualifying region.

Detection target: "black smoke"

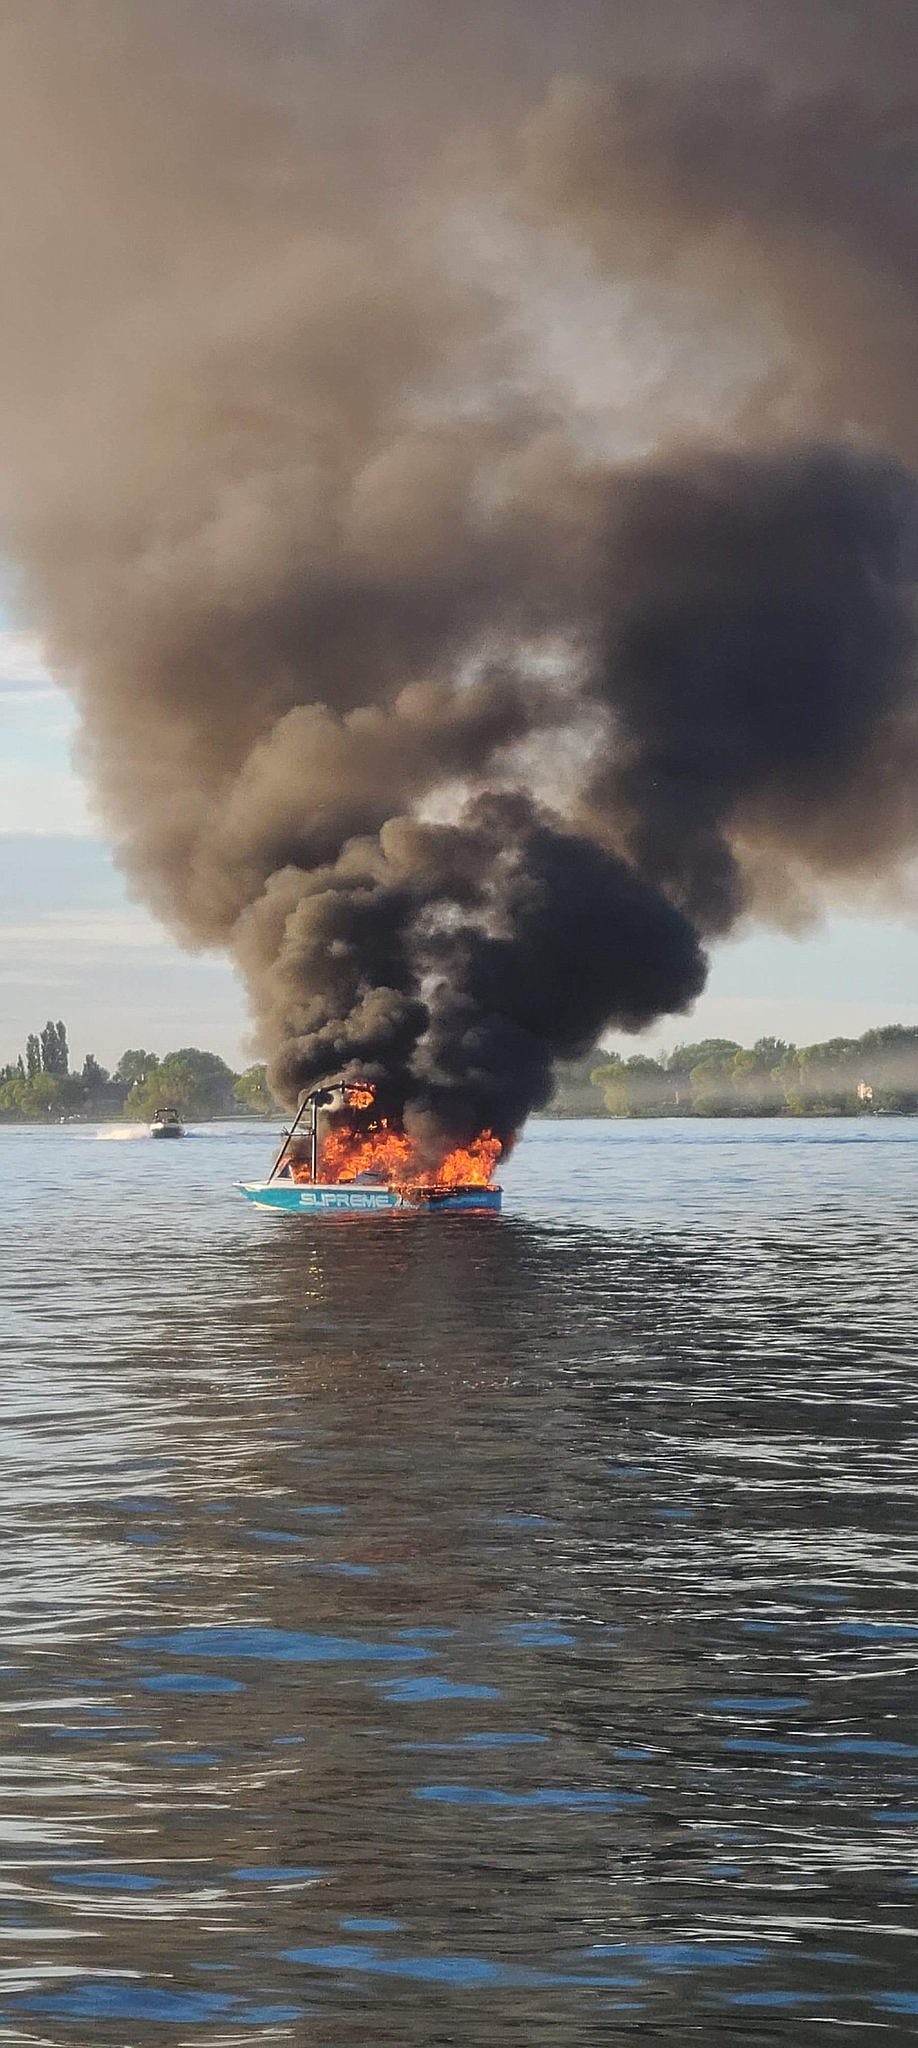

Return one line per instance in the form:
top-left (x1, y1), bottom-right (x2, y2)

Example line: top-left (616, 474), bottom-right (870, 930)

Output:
top-left (0, 2), bottom-right (915, 1151)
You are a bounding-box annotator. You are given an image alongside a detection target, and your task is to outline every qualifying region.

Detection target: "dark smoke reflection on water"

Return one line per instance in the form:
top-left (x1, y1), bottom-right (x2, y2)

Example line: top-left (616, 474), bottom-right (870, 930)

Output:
top-left (0, 3), bottom-right (917, 1146)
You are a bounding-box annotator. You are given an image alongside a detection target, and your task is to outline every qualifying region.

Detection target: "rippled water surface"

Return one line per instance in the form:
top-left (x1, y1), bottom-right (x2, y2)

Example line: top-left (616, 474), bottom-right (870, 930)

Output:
top-left (2, 1116), bottom-right (918, 2044)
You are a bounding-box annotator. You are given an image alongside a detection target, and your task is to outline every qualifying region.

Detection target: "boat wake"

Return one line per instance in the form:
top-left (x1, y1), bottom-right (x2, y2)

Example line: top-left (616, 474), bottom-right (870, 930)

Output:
top-left (88, 1125), bottom-right (150, 1142)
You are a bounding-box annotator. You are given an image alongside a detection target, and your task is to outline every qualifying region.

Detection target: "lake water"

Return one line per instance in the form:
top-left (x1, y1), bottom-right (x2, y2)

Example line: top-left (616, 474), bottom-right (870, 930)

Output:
top-left (2, 1116), bottom-right (917, 2044)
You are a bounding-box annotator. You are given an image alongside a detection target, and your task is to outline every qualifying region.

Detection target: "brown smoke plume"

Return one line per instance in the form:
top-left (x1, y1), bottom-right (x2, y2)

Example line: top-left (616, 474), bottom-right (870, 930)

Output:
top-left (0, 2), bottom-right (915, 1147)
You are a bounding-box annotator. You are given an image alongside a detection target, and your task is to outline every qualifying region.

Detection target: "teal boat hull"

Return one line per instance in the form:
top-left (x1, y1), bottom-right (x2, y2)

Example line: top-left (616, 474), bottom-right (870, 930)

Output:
top-left (239, 1181), bottom-right (501, 1215)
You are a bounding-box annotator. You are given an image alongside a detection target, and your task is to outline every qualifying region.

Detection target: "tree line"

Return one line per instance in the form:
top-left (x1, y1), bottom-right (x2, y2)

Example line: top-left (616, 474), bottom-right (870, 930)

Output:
top-left (4, 1020), bottom-right (917, 1123)
top-left (0, 1025), bottom-right (276, 1121)
top-left (550, 1025), bottom-right (918, 1117)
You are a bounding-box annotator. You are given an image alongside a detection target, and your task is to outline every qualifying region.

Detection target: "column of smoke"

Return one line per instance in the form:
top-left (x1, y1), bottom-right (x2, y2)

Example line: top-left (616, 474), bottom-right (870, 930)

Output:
top-left (0, 2), bottom-right (915, 1153)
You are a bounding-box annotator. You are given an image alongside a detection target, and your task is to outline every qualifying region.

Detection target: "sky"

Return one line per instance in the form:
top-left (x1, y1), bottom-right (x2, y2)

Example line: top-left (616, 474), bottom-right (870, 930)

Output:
top-left (1, 627), bottom-right (916, 1075)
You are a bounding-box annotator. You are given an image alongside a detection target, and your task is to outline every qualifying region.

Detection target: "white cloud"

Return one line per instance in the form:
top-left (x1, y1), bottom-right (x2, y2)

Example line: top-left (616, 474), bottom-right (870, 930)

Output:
top-left (0, 759), bottom-right (97, 836)
top-left (0, 631), bottom-right (93, 834)
top-left (0, 907), bottom-right (173, 969)
top-left (0, 630), bottom-right (56, 693)
top-left (0, 883), bottom-right (251, 1068)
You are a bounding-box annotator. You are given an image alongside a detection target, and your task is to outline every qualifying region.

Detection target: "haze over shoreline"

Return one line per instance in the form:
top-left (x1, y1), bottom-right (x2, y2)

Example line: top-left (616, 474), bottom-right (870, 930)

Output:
top-left (3, 1019), bottom-right (917, 1124)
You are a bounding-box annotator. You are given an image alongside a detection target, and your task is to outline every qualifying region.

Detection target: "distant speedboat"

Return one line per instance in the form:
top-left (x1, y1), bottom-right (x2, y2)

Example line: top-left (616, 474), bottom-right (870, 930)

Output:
top-left (149, 1106), bottom-right (185, 1140)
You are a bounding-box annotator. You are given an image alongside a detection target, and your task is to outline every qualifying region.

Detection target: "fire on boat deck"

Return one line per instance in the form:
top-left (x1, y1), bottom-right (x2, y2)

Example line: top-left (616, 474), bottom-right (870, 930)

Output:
top-left (238, 1077), bottom-right (503, 1214)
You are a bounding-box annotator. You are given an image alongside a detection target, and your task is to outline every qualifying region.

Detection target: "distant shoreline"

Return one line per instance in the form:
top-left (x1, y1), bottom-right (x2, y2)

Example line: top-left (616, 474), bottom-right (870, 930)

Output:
top-left (5, 1024), bottom-right (917, 1125)
top-left (0, 1112), bottom-right (278, 1128)
top-left (1, 1108), bottom-right (914, 1130)
top-left (533, 1107), bottom-right (916, 1120)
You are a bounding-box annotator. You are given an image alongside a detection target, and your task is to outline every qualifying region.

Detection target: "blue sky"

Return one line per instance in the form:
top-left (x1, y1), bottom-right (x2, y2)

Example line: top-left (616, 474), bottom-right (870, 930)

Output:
top-left (1, 628), bottom-right (916, 1074)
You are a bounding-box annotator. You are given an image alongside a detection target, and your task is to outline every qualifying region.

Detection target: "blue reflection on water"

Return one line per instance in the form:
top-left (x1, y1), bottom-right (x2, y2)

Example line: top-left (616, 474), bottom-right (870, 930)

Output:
top-left (415, 1785), bottom-right (648, 1809)
top-left (376, 1676), bottom-right (500, 1703)
top-left (141, 1673), bottom-right (244, 1694)
top-left (282, 1942), bottom-right (644, 1991)
top-left (130, 1627), bottom-right (426, 1663)
top-left (11, 1983), bottom-right (303, 2023)
top-left (588, 1942), bottom-right (769, 1969)
top-left (724, 1737), bottom-right (918, 1757)
top-left (501, 1622), bottom-right (577, 1648)
top-left (706, 1696), bottom-right (808, 1712)
top-left (727, 1991), bottom-right (831, 2009)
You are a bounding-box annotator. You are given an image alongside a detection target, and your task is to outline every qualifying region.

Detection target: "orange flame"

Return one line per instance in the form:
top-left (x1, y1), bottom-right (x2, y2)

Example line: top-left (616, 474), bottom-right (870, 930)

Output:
top-left (320, 1117), bottom-right (413, 1186)
top-left (433, 1132), bottom-right (502, 1187)
top-left (317, 1118), bottom-right (501, 1189)
top-left (344, 1082), bottom-right (376, 1110)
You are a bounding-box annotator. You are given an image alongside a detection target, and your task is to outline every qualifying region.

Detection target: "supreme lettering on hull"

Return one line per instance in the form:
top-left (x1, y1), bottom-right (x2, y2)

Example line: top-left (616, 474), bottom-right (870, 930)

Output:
top-left (239, 1182), bottom-right (501, 1215)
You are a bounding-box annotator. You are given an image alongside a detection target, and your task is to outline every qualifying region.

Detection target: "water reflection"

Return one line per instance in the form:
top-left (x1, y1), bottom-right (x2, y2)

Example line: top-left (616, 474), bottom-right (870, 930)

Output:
top-left (1, 1121), bottom-right (917, 2040)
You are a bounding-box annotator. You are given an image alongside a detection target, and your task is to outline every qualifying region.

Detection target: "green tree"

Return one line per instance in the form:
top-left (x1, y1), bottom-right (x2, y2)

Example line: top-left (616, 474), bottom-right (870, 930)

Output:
top-left (0, 1072), bottom-right (27, 1117)
top-left (167, 1048), bottom-right (237, 1116)
top-left (859, 1025), bottom-right (918, 1056)
top-left (855, 1026), bottom-right (918, 1112)
top-left (623, 1055), bottom-right (671, 1113)
top-left (728, 1046), bottom-right (788, 1114)
top-left (753, 1037), bottom-right (793, 1069)
top-left (81, 1053), bottom-right (110, 1089)
top-left (668, 1039), bottom-right (741, 1076)
top-left (0, 1069), bottom-right (83, 1119)
top-left (689, 1054), bottom-right (737, 1116)
top-left (591, 1054), bottom-right (628, 1114)
top-left (795, 1037), bottom-right (861, 1114)
top-left (25, 1034), bottom-right (41, 1081)
top-left (115, 1049), bottom-right (160, 1086)
top-left (126, 1058), bottom-right (198, 1121)
top-left (28, 1072), bottom-right (82, 1115)
top-left (234, 1064), bottom-right (276, 1115)
top-left (544, 1054), bottom-right (608, 1116)
top-left (40, 1020), bottom-right (69, 1076)
top-left (666, 1040), bottom-right (740, 1108)
top-left (126, 1048), bottom-right (237, 1121)
top-left (591, 1054), bottom-right (671, 1115)
top-left (871, 1086), bottom-right (918, 1114)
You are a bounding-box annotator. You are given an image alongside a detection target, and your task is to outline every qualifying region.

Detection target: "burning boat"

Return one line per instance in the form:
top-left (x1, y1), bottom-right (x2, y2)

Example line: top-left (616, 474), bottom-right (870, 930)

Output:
top-left (239, 1079), bottom-right (502, 1214)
